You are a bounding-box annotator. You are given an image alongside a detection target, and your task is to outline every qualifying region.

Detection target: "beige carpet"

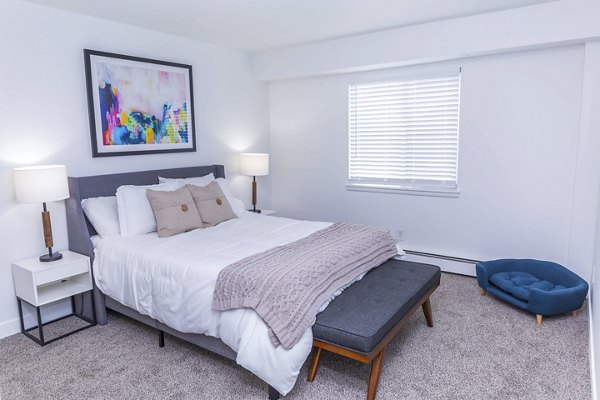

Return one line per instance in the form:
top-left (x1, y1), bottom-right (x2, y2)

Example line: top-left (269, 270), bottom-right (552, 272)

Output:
top-left (0, 273), bottom-right (591, 399)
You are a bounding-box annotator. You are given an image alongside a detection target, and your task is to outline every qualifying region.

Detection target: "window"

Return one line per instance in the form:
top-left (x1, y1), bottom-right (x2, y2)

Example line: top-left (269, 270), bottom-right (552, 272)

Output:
top-left (348, 71), bottom-right (461, 195)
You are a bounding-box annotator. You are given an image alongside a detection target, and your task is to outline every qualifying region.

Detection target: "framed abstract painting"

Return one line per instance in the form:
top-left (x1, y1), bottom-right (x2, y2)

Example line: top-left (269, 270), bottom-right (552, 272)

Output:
top-left (84, 49), bottom-right (196, 157)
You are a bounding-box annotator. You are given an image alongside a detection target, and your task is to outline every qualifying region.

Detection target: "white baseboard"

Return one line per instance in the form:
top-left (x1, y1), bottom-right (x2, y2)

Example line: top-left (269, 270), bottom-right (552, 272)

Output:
top-left (0, 299), bottom-right (72, 340)
top-left (0, 317), bottom-right (22, 340)
top-left (400, 253), bottom-right (476, 276)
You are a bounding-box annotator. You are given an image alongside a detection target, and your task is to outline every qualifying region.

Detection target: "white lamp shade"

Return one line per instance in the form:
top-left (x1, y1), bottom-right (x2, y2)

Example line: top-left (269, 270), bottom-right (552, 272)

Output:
top-left (240, 153), bottom-right (269, 176)
top-left (13, 165), bottom-right (69, 203)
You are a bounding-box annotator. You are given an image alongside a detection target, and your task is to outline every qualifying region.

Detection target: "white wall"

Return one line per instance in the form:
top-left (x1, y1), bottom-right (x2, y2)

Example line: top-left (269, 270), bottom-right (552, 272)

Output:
top-left (270, 46), bottom-right (587, 275)
top-left (252, 0), bottom-right (600, 81)
top-left (581, 41), bottom-right (600, 400)
top-left (0, 0), bottom-right (270, 338)
top-left (568, 41), bottom-right (600, 300)
top-left (591, 198), bottom-right (600, 400)
top-left (257, 0), bottom-right (600, 286)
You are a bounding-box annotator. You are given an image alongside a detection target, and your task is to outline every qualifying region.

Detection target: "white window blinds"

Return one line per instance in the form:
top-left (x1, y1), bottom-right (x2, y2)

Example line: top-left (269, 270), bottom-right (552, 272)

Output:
top-left (348, 72), bottom-right (461, 192)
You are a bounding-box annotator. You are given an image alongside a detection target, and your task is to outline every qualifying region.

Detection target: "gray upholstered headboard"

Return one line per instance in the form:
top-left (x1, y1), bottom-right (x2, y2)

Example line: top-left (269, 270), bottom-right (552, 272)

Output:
top-left (66, 164), bottom-right (225, 258)
top-left (65, 164), bottom-right (225, 323)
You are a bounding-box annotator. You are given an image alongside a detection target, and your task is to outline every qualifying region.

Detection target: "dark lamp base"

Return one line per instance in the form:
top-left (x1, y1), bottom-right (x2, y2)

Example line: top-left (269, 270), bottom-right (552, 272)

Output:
top-left (249, 209), bottom-right (262, 213)
top-left (39, 252), bottom-right (63, 262)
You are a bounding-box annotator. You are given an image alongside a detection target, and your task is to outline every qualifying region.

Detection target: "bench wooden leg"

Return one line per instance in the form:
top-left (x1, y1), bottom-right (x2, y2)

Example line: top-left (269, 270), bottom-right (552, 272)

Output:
top-left (480, 288), bottom-right (486, 296)
top-left (536, 314), bottom-right (543, 326)
top-left (422, 298), bottom-right (433, 327)
top-left (367, 351), bottom-right (384, 400)
top-left (307, 347), bottom-right (322, 382)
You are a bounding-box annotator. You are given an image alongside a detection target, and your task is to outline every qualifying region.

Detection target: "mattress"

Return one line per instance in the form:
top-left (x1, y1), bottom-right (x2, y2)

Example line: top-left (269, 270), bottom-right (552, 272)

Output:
top-left (92, 212), bottom-right (335, 395)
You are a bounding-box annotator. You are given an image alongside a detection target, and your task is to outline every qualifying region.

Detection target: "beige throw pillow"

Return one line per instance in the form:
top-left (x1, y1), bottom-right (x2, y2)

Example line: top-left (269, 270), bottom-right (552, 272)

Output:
top-left (146, 186), bottom-right (203, 237)
top-left (186, 182), bottom-right (237, 227)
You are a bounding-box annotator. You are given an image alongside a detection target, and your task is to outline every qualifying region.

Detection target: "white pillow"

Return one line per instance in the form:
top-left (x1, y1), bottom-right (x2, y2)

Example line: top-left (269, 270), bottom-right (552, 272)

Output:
top-left (215, 178), bottom-right (246, 216)
top-left (81, 196), bottom-right (120, 238)
top-left (158, 173), bottom-right (214, 186)
top-left (116, 181), bottom-right (183, 237)
top-left (158, 174), bottom-right (246, 216)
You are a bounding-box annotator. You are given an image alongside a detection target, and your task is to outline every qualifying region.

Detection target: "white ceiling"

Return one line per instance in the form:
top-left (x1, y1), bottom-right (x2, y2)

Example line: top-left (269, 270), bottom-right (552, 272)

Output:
top-left (25, 0), bottom-right (559, 52)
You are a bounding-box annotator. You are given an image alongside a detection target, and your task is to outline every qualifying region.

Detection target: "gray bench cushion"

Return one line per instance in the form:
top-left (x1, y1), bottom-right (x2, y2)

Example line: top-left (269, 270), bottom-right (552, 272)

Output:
top-left (313, 259), bottom-right (441, 354)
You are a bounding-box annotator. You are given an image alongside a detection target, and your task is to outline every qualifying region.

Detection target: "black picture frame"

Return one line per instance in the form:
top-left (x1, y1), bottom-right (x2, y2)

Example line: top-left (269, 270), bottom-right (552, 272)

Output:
top-left (84, 49), bottom-right (196, 157)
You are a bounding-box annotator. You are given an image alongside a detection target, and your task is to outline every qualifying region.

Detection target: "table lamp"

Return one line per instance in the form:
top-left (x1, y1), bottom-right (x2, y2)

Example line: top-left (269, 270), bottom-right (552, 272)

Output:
top-left (239, 153), bottom-right (269, 213)
top-left (13, 165), bottom-right (70, 262)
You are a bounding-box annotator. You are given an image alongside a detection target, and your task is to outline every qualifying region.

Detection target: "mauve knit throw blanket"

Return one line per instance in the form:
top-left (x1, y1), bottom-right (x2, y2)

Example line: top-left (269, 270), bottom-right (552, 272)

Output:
top-left (212, 222), bottom-right (398, 350)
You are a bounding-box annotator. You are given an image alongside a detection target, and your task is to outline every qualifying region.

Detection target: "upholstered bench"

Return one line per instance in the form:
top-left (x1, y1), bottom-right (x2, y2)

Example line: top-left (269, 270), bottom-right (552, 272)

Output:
top-left (476, 259), bottom-right (589, 325)
top-left (308, 259), bottom-right (441, 400)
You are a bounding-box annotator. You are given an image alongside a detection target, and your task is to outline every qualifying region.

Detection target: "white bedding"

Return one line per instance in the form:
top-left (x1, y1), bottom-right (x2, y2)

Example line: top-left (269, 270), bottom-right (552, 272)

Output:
top-left (93, 212), bottom-right (333, 395)
top-left (93, 212), bottom-right (404, 394)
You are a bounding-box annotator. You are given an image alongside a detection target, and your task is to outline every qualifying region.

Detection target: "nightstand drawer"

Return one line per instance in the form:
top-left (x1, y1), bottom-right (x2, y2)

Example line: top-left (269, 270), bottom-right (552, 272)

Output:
top-left (35, 261), bottom-right (88, 286)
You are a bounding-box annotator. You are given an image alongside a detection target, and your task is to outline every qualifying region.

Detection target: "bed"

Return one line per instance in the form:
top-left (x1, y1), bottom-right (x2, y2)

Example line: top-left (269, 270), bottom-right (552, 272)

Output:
top-left (66, 165), bottom-right (335, 398)
top-left (64, 165), bottom-right (410, 399)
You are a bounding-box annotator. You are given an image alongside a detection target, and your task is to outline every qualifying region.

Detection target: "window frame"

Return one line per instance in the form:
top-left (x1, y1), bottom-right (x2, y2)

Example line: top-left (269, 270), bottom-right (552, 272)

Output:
top-left (346, 69), bottom-right (462, 198)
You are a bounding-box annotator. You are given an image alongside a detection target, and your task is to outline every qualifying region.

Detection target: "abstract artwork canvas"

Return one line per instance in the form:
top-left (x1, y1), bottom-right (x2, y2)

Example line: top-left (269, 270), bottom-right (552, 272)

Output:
top-left (84, 49), bottom-right (196, 157)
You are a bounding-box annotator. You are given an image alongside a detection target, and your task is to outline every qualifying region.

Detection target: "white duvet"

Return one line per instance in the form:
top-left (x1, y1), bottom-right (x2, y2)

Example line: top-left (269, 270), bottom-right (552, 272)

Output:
top-left (93, 212), bottom-right (333, 395)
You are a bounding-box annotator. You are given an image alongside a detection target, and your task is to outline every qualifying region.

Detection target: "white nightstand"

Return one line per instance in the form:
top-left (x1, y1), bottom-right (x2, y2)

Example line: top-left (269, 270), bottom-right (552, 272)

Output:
top-left (248, 209), bottom-right (277, 216)
top-left (12, 250), bottom-right (96, 346)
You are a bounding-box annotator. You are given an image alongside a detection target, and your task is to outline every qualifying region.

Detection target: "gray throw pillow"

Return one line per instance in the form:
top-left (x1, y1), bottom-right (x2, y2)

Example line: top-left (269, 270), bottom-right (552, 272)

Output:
top-left (186, 182), bottom-right (237, 227)
top-left (146, 186), bottom-right (202, 237)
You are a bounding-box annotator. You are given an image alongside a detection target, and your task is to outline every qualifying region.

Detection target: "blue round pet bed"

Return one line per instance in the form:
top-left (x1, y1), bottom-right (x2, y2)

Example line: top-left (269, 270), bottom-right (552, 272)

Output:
top-left (476, 259), bottom-right (588, 325)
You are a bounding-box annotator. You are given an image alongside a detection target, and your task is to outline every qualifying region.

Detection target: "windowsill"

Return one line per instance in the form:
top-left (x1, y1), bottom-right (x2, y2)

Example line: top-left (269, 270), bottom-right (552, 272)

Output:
top-left (345, 183), bottom-right (461, 198)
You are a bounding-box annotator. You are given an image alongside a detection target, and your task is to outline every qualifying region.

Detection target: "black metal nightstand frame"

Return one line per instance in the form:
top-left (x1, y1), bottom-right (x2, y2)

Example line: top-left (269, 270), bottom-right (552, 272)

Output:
top-left (17, 291), bottom-right (96, 346)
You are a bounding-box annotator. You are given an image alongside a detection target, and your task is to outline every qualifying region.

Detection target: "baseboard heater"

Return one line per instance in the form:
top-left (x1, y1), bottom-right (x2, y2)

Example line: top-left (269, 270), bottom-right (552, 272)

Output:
top-left (404, 250), bottom-right (480, 265)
